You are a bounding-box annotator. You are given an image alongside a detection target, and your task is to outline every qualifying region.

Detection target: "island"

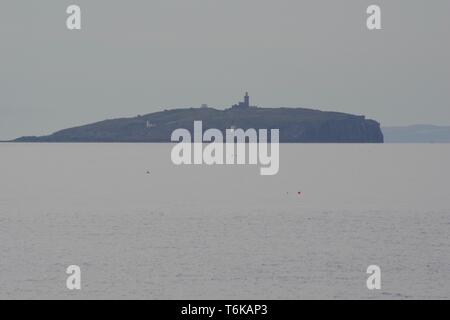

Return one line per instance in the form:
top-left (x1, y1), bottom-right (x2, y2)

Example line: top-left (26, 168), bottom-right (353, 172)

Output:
top-left (13, 93), bottom-right (384, 143)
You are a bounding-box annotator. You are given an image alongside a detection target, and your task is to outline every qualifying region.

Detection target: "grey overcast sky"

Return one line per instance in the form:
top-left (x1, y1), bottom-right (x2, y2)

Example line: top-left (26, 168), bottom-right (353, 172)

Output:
top-left (0, 0), bottom-right (449, 140)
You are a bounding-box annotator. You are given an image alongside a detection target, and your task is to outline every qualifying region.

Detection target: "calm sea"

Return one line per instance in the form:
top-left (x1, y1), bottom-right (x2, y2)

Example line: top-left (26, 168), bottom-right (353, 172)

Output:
top-left (0, 143), bottom-right (449, 299)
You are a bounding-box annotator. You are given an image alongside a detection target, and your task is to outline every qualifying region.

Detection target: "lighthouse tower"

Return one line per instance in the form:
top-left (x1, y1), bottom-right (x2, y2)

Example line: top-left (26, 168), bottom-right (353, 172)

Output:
top-left (231, 92), bottom-right (255, 109)
top-left (244, 92), bottom-right (250, 108)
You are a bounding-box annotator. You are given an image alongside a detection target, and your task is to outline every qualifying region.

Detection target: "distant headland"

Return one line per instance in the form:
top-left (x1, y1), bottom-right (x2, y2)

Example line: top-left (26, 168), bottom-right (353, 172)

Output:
top-left (382, 125), bottom-right (450, 143)
top-left (12, 93), bottom-right (384, 143)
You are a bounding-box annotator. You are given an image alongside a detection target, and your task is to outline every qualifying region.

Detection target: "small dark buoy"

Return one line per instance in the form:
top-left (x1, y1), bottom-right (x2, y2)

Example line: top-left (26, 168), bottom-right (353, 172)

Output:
top-left (297, 192), bottom-right (302, 196)
top-left (146, 171), bottom-right (150, 174)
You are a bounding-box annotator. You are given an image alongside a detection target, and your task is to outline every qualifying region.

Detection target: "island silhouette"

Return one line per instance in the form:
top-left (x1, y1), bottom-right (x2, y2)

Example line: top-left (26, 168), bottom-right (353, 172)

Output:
top-left (13, 93), bottom-right (384, 143)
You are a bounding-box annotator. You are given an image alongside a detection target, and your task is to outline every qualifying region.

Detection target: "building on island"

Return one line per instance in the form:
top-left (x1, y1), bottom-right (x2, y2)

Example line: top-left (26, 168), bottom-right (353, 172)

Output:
top-left (231, 92), bottom-right (257, 110)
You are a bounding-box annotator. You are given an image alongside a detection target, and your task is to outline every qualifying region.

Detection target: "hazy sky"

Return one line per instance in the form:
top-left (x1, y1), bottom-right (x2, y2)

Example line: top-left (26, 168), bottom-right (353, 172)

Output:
top-left (1, 0), bottom-right (449, 140)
